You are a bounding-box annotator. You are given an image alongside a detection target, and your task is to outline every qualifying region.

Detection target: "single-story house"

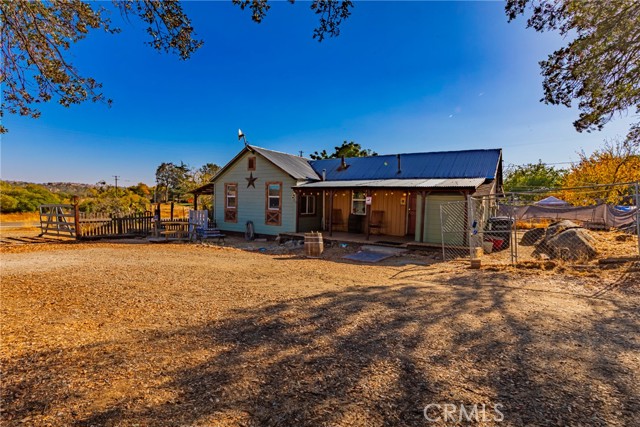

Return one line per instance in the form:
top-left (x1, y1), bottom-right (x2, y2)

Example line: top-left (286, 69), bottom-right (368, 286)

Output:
top-left (193, 145), bottom-right (503, 244)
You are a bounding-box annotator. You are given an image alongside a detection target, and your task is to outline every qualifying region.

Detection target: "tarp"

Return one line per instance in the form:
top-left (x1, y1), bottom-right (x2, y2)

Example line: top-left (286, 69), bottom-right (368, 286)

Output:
top-left (535, 196), bottom-right (570, 207)
top-left (498, 204), bottom-right (638, 229)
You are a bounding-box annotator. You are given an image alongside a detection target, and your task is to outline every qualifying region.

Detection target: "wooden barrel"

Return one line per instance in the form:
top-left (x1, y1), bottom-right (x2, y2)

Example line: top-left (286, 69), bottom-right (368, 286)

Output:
top-left (304, 232), bottom-right (324, 257)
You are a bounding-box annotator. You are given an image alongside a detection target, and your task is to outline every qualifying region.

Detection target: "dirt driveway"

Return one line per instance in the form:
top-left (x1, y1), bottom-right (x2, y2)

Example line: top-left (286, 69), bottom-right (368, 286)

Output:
top-left (1, 241), bottom-right (639, 426)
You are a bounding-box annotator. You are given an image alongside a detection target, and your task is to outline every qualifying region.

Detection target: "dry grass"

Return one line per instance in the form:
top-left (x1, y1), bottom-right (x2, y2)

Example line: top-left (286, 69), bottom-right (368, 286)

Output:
top-left (1, 241), bottom-right (638, 426)
top-left (0, 212), bottom-right (40, 223)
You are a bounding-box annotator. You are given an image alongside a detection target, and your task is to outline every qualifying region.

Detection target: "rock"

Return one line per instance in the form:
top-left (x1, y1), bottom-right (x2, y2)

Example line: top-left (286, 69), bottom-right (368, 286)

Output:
top-left (544, 220), bottom-right (581, 239)
top-left (534, 227), bottom-right (597, 261)
top-left (521, 228), bottom-right (545, 246)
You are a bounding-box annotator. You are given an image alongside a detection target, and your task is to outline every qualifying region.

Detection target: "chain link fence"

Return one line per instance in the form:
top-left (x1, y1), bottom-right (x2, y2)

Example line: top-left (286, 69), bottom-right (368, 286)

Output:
top-left (440, 182), bottom-right (640, 265)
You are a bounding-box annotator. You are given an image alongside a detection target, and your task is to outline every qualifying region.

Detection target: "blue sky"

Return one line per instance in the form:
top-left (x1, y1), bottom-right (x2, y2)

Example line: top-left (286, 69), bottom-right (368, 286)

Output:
top-left (1, 1), bottom-right (634, 186)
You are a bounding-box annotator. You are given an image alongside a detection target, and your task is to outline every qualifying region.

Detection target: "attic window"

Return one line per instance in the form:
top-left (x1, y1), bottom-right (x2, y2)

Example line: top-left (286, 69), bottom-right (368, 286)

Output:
top-left (248, 156), bottom-right (256, 171)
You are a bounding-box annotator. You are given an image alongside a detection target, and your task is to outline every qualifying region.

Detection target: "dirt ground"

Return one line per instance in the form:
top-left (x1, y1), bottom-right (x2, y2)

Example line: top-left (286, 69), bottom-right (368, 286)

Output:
top-left (1, 236), bottom-right (639, 426)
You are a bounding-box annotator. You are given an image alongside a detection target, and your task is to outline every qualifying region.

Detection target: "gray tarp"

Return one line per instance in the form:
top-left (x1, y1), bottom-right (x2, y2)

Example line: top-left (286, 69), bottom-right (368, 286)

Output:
top-left (498, 204), bottom-right (638, 229)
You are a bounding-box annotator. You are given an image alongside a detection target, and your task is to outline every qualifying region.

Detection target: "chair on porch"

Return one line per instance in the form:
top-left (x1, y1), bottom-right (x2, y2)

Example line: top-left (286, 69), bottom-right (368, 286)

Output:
top-left (369, 210), bottom-right (384, 235)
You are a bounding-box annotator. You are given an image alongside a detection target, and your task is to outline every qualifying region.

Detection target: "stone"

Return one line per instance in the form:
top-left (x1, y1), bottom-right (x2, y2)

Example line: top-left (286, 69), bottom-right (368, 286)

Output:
top-left (521, 228), bottom-right (545, 246)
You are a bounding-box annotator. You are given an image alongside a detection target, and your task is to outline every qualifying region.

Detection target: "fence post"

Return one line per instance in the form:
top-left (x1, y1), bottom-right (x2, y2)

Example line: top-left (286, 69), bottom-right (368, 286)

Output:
top-left (73, 196), bottom-right (80, 240)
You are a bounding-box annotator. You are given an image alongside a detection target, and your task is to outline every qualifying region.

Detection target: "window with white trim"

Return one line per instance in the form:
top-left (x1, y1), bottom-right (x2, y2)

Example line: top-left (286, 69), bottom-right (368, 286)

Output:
top-left (267, 183), bottom-right (281, 210)
top-left (226, 184), bottom-right (237, 208)
top-left (352, 191), bottom-right (366, 215)
top-left (300, 194), bottom-right (316, 215)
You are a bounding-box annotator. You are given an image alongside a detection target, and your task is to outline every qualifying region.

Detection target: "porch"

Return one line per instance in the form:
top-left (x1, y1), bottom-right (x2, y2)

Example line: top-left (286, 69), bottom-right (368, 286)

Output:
top-left (279, 231), bottom-right (441, 250)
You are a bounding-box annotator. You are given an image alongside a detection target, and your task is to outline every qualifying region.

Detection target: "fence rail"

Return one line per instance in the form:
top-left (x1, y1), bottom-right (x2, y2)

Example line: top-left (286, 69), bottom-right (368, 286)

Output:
top-left (78, 213), bottom-right (154, 238)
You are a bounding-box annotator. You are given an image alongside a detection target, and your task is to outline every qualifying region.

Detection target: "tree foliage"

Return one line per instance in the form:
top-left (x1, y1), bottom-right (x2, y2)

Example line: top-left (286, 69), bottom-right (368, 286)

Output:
top-left (503, 161), bottom-right (565, 192)
top-left (1, 0), bottom-right (353, 132)
top-left (0, 181), bottom-right (65, 213)
top-left (506, 0), bottom-right (640, 141)
top-left (310, 141), bottom-right (378, 160)
top-left (0, 0), bottom-right (202, 133)
top-left (560, 137), bottom-right (640, 204)
top-left (155, 161), bottom-right (190, 202)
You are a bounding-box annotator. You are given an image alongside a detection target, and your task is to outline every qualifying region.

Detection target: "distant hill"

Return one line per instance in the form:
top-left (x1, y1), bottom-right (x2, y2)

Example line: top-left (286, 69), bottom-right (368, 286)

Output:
top-left (4, 181), bottom-right (97, 197)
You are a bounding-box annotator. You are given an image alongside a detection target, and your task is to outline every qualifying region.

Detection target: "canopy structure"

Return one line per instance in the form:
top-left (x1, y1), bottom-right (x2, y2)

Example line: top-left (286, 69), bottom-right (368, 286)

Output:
top-left (535, 196), bottom-right (570, 207)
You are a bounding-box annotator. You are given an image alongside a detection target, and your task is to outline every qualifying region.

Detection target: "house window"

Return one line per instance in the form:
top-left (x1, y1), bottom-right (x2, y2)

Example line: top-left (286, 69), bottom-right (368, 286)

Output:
top-left (300, 194), bottom-right (315, 215)
top-left (352, 191), bottom-right (366, 215)
top-left (224, 183), bottom-right (237, 222)
top-left (265, 182), bottom-right (282, 226)
top-left (248, 156), bottom-right (256, 171)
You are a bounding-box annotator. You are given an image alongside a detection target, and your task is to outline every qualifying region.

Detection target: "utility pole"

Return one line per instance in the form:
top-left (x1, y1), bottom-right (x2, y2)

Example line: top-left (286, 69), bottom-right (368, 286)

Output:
top-left (299, 150), bottom-right (304, 157)
top-left (113, 175), bottom-right (120, 197)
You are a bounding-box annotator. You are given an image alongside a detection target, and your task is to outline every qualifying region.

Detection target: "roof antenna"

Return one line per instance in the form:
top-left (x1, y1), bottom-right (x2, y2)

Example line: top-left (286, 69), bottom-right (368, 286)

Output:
top-left (238, 129), bottom-right (248, 147)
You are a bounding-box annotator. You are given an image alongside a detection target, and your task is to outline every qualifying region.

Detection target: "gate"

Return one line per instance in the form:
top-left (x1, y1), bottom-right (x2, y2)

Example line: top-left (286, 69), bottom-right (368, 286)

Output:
top-left (39, 204), bottom-right (77, 238)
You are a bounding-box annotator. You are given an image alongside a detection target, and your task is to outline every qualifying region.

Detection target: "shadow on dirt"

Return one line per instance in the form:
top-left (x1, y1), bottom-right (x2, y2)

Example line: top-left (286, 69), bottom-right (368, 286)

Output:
top-left (2, 272), bottom-right (638, 426)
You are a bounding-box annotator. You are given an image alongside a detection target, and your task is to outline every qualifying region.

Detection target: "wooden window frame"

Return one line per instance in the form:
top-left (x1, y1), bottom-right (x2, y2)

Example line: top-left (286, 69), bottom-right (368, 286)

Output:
top-left (247, 156), bottom-right (256, 171)
top-left (265, 182), bottom-right (282, 226)
top-left (299, 194), bottom-right (316, 216)
top-left (224, 183), bottom-right (238, 223)
top-left (352, 190), bottom-right (367, 216)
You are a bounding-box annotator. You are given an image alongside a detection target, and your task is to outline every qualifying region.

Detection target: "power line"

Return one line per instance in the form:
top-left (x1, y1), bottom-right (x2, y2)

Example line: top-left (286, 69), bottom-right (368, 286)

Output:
top-left (113, 175), bottom-right (120, 197)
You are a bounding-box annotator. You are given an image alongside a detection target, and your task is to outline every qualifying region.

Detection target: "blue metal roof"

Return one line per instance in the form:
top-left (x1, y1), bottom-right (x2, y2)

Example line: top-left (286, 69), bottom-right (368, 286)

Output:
top-left (309, 149), bottom-right (502, 181)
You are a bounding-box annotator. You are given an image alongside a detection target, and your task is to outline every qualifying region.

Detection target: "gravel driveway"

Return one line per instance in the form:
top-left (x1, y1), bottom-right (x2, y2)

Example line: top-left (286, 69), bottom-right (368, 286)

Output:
top-left (1, 241), bottom-right (638, 426)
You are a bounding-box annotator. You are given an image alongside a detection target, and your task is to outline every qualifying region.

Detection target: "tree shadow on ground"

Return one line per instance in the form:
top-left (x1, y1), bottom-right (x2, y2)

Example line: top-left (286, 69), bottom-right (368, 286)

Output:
top-left (2, 272), bottom-right (638, 426)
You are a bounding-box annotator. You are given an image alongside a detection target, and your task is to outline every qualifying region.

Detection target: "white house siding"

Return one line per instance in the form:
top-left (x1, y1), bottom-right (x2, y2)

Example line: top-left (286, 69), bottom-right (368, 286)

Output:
top-left (214, 151), bottom-right (298, 235)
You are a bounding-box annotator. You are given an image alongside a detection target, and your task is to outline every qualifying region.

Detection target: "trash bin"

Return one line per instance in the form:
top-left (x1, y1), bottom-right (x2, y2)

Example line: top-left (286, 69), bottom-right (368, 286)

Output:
top-left (485, 216), bottom-right (513, 250)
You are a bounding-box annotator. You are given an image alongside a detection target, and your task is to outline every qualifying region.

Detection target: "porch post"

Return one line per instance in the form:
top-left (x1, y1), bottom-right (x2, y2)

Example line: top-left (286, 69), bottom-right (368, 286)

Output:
top-left (420, 191), bottom-right (427, 243)
top-left (365, 189), bottom-right (372, 241)
top-left (294, 189), bottom-right (300, 233)
top-left (328, 190), bottom-right (334, 237)
top-left (193, 194), bottom-right (198, 211)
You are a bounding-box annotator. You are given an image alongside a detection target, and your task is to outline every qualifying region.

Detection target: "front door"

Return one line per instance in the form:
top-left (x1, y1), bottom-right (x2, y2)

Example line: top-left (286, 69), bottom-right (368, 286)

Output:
top-left (407, 193), bottom-right (417, 235)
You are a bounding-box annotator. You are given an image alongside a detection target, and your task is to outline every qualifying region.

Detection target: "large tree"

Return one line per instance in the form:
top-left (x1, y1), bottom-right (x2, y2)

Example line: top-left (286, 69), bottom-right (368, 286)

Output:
top-left (310, 141), bottom-right (377, 160)
top-left (507, 0), bottom-right (640, 142)
top-left (503, 161), bottom-right (565, 192)
top-left (0, 0), bottom-right (353, 133)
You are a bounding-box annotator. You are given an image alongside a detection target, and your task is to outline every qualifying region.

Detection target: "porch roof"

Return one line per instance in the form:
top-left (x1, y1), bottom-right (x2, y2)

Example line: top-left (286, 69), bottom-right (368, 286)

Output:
top-left (295, 177), bottom-right (486, 189)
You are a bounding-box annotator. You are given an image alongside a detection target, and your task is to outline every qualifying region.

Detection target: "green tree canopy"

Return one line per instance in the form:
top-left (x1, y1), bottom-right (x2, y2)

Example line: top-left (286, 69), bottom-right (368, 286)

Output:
top-left (506, 0), bottom-right (640, 142)
top-left (155, 162), bottom-right (190, 202)
top-left (503, 161), bottom-right (566, 192)
top-left (310, 141), bottom-right (378, 160)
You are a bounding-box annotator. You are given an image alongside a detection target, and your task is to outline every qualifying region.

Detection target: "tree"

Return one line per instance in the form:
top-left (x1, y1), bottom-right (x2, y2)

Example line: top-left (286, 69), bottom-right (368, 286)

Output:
top-left (561, 137), bottom-right (640, 204)
top-left (155, 161), bottom-right (190, 202)
top-left (310, 141), bottom-right (378, 160)
top-left (1, 0), bottom-right (353, 133)
top-left (506, 0), bottom-right (640, 142)
top-left (194, 163), bottom-right (221, 185)
top-left (503, 161), bottom-right (565, 192)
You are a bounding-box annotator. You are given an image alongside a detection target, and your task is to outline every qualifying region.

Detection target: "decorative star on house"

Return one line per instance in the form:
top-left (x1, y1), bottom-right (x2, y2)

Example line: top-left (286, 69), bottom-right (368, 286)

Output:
top-left (245, 172), bottom-right (258, 188)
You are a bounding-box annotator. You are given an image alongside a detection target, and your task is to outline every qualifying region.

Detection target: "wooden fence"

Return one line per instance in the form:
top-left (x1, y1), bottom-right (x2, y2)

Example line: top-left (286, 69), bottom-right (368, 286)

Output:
top-left (78, 213), bottom-right (154, 239)
top-left (39, 204), bottom-right (190, 240)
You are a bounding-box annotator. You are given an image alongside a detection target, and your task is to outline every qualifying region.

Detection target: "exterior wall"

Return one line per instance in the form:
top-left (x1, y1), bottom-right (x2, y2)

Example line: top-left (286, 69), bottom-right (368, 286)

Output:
top-left (324, 191), bottom-right (351, 232)
top-left (321, 189), bottom-right (408, 236)
top-left (369, 190), bottom-right (407, 236)
top-left (422, 194), bottom-right (465, 244)
top-left (214, 151), bottom-right (297, 235)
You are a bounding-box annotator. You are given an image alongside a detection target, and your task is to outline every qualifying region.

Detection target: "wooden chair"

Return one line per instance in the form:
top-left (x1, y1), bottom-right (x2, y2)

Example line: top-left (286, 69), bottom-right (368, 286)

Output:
top-left (369, 210), bottom-right (384, 235)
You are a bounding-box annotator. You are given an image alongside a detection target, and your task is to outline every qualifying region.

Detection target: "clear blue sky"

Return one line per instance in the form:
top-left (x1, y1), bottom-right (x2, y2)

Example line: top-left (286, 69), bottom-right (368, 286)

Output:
top-left (1, 1), bottom-right (633, 186)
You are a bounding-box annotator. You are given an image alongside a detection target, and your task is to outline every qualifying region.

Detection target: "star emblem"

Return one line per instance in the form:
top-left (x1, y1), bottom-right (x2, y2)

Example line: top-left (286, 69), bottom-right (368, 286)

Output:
top-left (246, 172), bottom-right (258, 188)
